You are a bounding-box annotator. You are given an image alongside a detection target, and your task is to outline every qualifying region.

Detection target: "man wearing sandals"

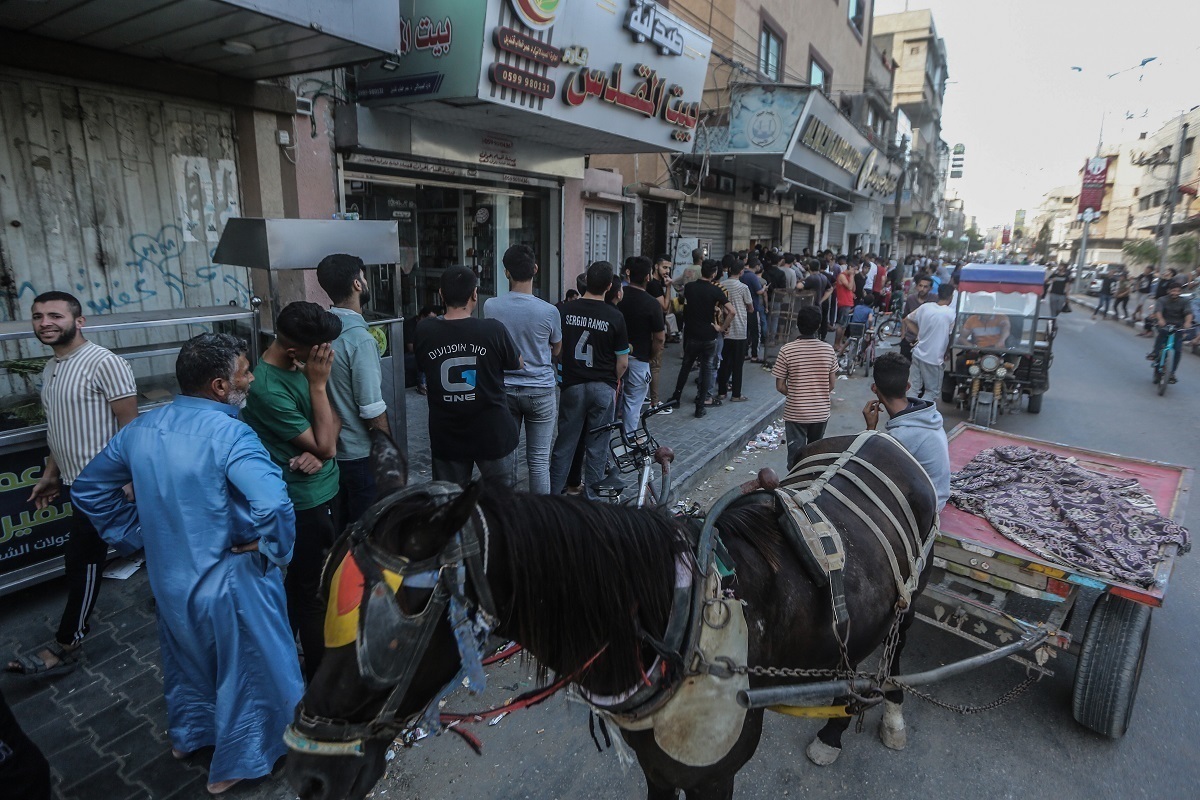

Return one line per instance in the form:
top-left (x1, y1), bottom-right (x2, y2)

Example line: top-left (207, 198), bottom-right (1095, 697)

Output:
top-left (6, 292), bottom-right (138, 678)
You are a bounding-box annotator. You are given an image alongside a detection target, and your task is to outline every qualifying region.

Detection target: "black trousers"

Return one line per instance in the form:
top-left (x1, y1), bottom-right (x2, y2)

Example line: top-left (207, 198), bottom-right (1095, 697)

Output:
top-left (717, 338), bottom-right (748, 397)
top-left (287, 501), bottom-right (336, 683)
top-left (785, 420), bottom-right (828, 472)
top-left (746, 312), bottom-right (760, 358)
top-left (0, 688), bottom-right (51, 800)
top-left (56, 485), bottom-right (110, 647)
top-left (671, 338), bottom-right (717, 410)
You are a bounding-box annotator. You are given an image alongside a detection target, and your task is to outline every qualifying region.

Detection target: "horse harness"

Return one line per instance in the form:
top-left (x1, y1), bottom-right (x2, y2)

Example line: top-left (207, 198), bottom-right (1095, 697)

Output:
top-left (284, 482), bottom-right (498, 757)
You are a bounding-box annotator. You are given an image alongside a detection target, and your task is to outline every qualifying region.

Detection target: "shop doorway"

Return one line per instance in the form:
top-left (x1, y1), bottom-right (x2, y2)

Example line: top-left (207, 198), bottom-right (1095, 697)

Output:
top-left (584, 209), bottom-right (619, 268)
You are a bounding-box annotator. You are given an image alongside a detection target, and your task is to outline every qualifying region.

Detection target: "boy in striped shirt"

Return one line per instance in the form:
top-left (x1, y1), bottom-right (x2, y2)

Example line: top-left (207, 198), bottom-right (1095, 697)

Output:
top-left (7, 292), bottom-right (137, 676)
top-left (773, 304), bottom-right (838, 472)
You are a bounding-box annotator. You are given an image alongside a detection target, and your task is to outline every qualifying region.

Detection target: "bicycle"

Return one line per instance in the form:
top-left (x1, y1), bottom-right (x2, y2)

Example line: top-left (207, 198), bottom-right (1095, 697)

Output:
top-left (874, 309), bottom-right (904, 347)
top-left (837, 322), bottom-right (874, 377)
top-left (587, 400), bottom-right (678, 508)
top-left (1152, 325), bottom-right (1195, 396)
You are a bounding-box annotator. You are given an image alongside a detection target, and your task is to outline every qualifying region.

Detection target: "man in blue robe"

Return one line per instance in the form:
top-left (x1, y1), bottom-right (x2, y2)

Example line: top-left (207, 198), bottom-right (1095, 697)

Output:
top-left (72, 333), bottom-right (303, 794)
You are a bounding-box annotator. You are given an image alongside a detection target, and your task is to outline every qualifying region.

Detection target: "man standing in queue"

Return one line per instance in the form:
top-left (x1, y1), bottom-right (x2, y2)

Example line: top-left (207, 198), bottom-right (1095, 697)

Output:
top-left (550, 261), bottom-right (630, 497)
top-left (415, 266), bottom-right (522, 486)
top-left (6, 292), bottom-right (138, 677)
top-left (241, 302), bottom-right (343, 684)
top-left (72, 333), bottom-right (302, 795)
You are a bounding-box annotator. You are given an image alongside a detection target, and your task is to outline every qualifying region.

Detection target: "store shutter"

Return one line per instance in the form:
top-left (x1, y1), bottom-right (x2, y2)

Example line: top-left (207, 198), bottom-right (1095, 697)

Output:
top-left (750, 215), bottom-right (779, 247)
top-left (790, 222), bottom-right (814, 254)
top-left (584, 209), bottom-right (617, 265)
top-left (825, 213), bottom-right (847, 250)
top-left (678, 205), bottom-right (731, 256)
top-left (0, 74), bottom-right (248, 324)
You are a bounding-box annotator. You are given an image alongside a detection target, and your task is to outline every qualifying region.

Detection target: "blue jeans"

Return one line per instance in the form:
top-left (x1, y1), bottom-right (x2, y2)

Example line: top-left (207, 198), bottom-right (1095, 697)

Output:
top-left (1095, 292), bottom-right (1112, 315)
top-left (708, 332), bottom-right (723, 397)
top-left (671, 338), bottom-right (717, 410)
top-left (504, 385), bottom-right (557, 494)
top-left (549, 382), bottom-right (617, 498)
top-left (620, 358), bottom-right (652, 436)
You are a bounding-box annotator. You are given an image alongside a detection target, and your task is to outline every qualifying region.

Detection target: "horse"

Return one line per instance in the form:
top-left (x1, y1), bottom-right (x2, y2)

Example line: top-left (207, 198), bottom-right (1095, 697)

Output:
top-left (285, 430), bottom-right (938, 800)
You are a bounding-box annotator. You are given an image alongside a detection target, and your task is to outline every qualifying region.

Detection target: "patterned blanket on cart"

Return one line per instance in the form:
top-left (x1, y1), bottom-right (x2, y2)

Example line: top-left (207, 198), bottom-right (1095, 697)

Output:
top-left (949, 445), bottom-right (1191, 588)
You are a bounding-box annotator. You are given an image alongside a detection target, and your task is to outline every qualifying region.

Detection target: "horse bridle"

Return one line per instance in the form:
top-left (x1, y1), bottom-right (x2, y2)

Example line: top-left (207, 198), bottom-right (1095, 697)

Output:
top-left (284, 481), bottom-right (498, 757)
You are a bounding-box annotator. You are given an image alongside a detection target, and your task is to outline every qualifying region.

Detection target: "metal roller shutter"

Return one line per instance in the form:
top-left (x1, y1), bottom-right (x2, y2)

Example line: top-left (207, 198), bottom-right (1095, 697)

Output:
top-left (790, 222), bottom-right (814, 253)
top-left (679, 205), bottom-right (730, 256)
top-left (750, 215), bottom-right (778, 246)
top-left (826, 213), bottom-right (847, 250)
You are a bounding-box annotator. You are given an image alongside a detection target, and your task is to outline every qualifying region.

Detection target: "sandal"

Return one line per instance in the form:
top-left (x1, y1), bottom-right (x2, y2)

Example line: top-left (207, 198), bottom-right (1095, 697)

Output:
top-left (704, 397), bottom-right (722, 407)
top-left (6, 643), bottom-right (80, 678)
top-left (731, 396), bottom-right (750, 402)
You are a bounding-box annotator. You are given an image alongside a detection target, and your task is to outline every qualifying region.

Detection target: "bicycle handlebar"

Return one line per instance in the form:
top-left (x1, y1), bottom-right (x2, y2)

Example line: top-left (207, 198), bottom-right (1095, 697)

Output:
top-left (589, 399), bottom-right (680, 436)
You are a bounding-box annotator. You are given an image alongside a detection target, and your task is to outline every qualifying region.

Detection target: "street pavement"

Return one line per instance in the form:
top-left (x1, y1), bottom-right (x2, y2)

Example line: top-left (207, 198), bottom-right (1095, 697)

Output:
top-left (0, 338), bottom-right (786, 799)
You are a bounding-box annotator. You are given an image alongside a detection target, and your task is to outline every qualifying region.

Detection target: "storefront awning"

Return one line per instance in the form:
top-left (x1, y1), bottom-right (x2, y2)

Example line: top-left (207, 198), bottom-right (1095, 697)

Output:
top-left (695, 84), bottom-right (900, 210)
top-left (353, 0), bottom-right (713, 155)
top-left (0, 0), bottom-right (400, 80)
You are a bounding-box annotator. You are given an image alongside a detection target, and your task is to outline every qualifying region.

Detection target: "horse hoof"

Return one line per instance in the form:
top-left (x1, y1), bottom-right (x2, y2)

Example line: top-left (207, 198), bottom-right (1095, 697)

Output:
top-left (879, 700), bottom-right (907, 751)
top-left (805, 738), bottom-right (842, 766)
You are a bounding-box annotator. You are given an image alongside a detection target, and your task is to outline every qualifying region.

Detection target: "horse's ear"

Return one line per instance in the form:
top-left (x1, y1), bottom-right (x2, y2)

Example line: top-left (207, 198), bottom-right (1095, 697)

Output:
top-left (370, 429), bottom-right (408, 495)
top-left (430, 480), bottom-right (482, 534)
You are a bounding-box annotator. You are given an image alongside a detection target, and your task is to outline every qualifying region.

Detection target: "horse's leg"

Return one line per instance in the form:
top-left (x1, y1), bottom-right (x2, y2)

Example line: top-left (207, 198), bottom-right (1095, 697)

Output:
top-left (806, 701), bottom-right (853, 766)
top-left (645, 777), bottom-right (679, 800)
top-left (879, 608), bottom-right (917, 750)
top-left (684, 777), bottom-right (735, 800)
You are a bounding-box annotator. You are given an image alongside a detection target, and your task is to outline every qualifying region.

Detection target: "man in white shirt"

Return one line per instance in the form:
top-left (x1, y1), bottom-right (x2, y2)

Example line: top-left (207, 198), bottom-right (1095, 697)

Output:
top-left (903, 283), bottom-right (957, 399)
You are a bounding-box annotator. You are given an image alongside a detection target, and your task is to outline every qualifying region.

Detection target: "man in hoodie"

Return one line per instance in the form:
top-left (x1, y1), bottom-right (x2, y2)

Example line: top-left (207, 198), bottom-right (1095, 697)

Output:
top-left (862, 352), bottom-right (950, 509)
top-left (316, 254), bottom-right (389, 524)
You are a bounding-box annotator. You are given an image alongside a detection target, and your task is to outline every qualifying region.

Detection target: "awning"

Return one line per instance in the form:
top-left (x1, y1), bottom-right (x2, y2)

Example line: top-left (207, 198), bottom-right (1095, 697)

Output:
top-left (958, 264), bottom-right (1046, 296)
top-left (0, 0), bottom-right (400, 80)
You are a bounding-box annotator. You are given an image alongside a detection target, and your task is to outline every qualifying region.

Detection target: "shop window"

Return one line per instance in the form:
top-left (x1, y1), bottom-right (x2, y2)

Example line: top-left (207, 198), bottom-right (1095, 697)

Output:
top-left (1184, 137), bottom-right (1195, 157)
top-left (759, 26), bottom-right (783, 82)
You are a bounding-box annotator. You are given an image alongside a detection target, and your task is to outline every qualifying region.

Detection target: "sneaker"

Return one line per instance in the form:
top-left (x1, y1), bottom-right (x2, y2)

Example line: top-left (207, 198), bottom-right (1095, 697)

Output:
top-left (659, 405), bottom-right (673, 415)
top-left (1169, 376), bottom-right (1178, 384)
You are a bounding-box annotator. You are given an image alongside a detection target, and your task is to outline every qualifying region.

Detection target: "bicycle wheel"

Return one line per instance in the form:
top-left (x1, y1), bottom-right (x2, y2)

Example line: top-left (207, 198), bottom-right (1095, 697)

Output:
top-left (837, 347), bottom-right (853, 374)
top-left (1158, 364), bottom-right (1170, 396)
top-left (876, 316), bottom-right (903, 344)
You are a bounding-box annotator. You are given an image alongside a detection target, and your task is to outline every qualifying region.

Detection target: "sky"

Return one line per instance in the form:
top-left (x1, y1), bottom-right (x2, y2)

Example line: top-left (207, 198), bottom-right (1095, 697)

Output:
top-left (873, 0), bottom-right (1200, 229)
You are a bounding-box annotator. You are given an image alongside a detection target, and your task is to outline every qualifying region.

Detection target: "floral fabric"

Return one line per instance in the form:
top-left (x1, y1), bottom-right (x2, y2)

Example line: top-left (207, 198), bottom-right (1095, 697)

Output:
top-left (950, 445), bottom-right (1190, 588)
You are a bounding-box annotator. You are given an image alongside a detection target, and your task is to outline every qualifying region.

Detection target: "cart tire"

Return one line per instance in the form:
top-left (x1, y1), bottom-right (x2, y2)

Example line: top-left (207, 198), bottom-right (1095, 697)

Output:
top-left (1026, 392), bottom-right (1043, 414)
top-left (1072, 593), bottom-right (1152, 739)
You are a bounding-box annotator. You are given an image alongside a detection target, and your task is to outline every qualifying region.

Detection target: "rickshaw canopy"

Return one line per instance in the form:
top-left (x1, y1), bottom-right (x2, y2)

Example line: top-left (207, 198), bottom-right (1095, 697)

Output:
top-left (958, 264), bottom-right (1046, 296)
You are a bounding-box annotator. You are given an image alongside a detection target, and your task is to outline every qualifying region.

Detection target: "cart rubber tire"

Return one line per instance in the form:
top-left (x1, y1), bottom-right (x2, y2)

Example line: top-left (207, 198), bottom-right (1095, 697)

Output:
top-left (1072, 593), bottom-right (1152, 739)
top-left (1026, 392), bottom-right (1043, 414)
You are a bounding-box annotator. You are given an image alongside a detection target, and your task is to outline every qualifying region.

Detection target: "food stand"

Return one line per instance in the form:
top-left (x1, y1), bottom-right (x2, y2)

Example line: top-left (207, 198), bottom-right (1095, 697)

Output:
top-left (0, 306), bottom-right (259, 595)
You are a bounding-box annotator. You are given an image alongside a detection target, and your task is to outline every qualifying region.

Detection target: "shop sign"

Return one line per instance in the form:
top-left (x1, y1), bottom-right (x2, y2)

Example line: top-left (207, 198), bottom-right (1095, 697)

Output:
top-left (720, 85), bottom-right (809, 153)
top-left (624, 0), bottom-right (686, 56)
top-left (481, 0), bottom-right (711, 152)
top-left (0, 449), bottom-right (71, 574)
top-left (357, 0), bottom-right (486, 101)
top-left (799, 116), bottom-right (866, 175)
top-left (855, 148), bottom-right (901, 199)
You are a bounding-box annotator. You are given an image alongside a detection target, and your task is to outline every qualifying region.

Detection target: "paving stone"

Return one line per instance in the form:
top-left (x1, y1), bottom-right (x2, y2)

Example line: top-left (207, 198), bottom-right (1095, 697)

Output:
top-left (10, 682), bottom-right (60, 719)
top-left (81, 699), bottom-right (146, 754)
top-left (56, 676), bottom-right (119, 716)
top-left (52, 736), bottom-right (114, 792)
top-left (128, 749), bottom-right (208, 799)
top-left (110, 662), bottom-right (162, 705)
top-left (62, 761), bottom-right (151, 800)
top-left (137, 693), bottom-right (170, 735)
top-left (25, 714), bottom-right (91, 758)
top-left (109, 722), bottom-right (171, 777)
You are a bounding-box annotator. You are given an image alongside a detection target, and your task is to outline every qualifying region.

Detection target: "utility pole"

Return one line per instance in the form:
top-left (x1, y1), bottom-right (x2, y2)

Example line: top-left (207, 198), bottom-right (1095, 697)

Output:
top-left (1156, 117), bottom-right (1189, 275)
top-left (1074, 112), bottom-right (1106, 288)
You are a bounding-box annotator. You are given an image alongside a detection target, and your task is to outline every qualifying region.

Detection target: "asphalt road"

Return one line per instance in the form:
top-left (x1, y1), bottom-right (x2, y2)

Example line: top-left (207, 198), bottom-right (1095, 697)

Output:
top-left (363, 307), bottom-right (1199, 800)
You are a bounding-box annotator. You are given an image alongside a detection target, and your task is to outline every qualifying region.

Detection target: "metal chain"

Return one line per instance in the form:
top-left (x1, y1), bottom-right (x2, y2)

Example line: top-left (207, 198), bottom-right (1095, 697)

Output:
top-left (890, 672), bottom-right (1041, 715)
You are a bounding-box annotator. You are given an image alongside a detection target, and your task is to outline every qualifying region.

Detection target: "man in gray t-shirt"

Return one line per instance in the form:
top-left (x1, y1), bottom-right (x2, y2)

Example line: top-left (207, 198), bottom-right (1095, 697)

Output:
top-left (484, 245), bottom-right (563, 494)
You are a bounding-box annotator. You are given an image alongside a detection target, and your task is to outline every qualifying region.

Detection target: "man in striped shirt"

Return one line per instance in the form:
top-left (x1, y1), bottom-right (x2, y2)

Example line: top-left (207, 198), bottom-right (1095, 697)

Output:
top-left (772, 304), bottom-right (838, 472)
top-left (6, 292), bottom-right (137, 676)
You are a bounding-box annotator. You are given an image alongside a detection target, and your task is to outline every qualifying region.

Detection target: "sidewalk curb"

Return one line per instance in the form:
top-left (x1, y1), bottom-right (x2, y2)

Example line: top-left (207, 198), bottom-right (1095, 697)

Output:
top-left (671, 395), bottom-right (785, 497)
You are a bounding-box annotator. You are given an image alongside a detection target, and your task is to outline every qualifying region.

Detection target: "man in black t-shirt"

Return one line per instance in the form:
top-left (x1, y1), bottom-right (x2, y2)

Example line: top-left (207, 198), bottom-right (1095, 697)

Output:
top-left (669, 261), bottom-right (734, 417)
top-left (1150, 280), bottom-right (1195, 382)
top-left (549, 261), bottom-right (631, 497)
top-left (618, 257), bottom-right (666, 434)
top-left (415, 267), bottom-right (521, 487)
top-left (1132, 265), bottom-right (1155, 326)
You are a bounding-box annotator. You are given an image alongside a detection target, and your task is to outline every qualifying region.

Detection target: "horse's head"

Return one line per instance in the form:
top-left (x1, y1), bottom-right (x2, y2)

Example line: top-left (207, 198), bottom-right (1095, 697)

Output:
top-left (286, 430), bottom-right (488, 800)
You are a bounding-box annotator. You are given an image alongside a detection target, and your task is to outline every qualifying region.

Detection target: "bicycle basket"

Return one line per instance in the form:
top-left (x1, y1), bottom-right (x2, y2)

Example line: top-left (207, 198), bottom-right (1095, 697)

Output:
top-left (610, 427), bottom-right (657, 473)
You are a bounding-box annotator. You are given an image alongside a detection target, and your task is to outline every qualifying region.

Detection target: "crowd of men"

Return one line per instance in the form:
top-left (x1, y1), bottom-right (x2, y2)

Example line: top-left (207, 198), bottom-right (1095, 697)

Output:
top-left (0, 241), bottom-right (966, 796)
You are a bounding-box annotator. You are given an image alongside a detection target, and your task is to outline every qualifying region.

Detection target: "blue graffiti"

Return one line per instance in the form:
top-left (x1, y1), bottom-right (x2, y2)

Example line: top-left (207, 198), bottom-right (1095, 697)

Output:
top-left (83, 278), bottom-right (159, 315)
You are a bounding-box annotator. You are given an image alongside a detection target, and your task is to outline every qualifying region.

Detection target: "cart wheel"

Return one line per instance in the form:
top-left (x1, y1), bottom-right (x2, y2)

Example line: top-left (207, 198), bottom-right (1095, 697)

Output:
top-left (1026, 392), bottom-right (1043, 414)
top-left (1072, 593), bottom-right (1152, 739)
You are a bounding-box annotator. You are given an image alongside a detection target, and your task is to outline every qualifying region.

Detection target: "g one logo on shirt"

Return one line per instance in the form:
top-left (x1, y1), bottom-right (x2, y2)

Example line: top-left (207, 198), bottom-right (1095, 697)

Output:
top-left (440, 356), bottom-right (478, 401)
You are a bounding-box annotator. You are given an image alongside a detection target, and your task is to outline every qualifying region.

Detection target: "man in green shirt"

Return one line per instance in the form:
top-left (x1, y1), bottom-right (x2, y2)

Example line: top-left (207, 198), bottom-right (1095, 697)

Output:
top-left (241, 301), bottom-right (342, 682)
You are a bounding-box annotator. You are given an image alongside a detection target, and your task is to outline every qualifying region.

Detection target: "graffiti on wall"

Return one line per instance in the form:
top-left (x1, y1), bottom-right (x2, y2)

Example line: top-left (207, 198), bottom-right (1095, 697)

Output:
top-left (173, 156), bottom-right (240, 243)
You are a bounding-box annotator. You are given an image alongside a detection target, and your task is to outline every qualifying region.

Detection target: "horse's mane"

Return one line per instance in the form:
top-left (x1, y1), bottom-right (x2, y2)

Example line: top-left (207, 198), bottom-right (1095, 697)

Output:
top-left (479, 488), bottom-right (693, 692)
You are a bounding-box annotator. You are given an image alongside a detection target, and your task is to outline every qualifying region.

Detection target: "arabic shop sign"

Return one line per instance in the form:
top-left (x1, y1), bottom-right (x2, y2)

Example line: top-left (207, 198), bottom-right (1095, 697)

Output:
top-left (624, 0), bottom-right (685, 56)
top-left (482, 0), bottom-right (711, 151)
top-left (0, 449), bottom-right (73, 574)
top-left (855, 148), bottom-right (901, 199)
top-left (800, 116), bottom-right (866, 175)
top-left (357, 0), bottom-right (485, 101)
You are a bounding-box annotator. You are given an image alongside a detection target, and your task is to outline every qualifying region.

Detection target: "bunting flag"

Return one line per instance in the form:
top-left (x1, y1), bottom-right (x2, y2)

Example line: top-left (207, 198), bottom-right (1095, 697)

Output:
top-left (324, 551), bottom-right (403, 648)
